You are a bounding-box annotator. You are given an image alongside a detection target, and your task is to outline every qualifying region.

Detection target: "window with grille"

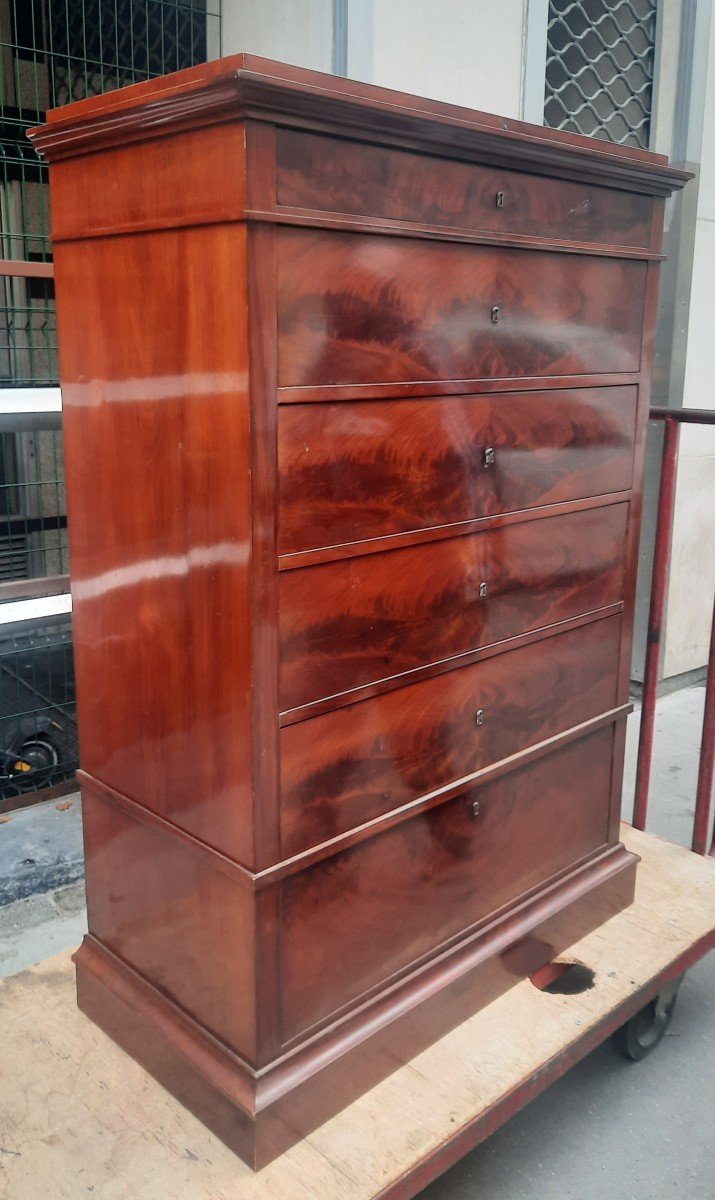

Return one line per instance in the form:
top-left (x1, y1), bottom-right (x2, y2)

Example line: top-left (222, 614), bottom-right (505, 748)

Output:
top-left (544, 0), bottom-right (657, 149)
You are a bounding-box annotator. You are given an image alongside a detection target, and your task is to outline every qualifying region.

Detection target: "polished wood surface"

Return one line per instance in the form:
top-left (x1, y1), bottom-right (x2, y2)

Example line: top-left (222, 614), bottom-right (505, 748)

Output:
top-left (279, 503), bottom-right (628, 711)
top-left (280, 615), bottom-right (621, 856)
top-left (277, 129), bottom-right (656, 248)
top-left (278, 387), bottom-right (637, 553)
top-left (53, 225), bottom-right (256, 866)
top-left (280, 728), bottom-right (614, 1039)
top-left (32, 53), bottom-right (685, 1170)
top-left (81, 776), bottom-right (258, 1061)
top-left (46, 122), bottom-right (247, 240)
top-left (277, 231), bottom-right (647, 387)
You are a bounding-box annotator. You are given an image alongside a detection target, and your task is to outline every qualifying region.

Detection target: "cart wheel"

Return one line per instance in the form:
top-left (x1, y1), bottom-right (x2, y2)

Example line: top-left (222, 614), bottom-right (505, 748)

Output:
top-left (613, 975), bottom-right (684, 1061)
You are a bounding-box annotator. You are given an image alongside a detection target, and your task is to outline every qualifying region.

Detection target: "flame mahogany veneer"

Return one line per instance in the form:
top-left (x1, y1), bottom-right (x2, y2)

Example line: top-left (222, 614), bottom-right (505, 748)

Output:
top-left (31, 55), bottom-right (689, 1169)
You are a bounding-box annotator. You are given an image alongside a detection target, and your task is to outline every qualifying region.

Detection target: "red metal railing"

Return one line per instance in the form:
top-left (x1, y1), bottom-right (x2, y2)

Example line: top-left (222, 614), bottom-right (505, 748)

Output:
top-left (633, 407), bottom-right (715, 855)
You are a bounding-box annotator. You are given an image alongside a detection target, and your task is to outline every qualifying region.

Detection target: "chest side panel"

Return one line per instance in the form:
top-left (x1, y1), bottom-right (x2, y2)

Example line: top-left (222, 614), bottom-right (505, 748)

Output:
top-left (54, 223), bottom-right (255, 865)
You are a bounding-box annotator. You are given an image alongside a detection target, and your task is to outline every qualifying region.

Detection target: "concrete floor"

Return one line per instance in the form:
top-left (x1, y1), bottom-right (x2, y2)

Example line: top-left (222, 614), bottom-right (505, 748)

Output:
top-left (0, 684), bottom-right (713, 1197)
top-left (0, 795), bottom-right (84, 977)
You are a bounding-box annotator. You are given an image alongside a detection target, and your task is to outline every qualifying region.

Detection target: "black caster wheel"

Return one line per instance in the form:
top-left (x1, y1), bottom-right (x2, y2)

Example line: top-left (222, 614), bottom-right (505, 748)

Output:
top-left (613, 974), bottom-right (684, 1061)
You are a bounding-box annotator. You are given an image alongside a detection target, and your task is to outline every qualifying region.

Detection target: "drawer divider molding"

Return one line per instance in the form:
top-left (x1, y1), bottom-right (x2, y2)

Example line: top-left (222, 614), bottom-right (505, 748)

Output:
top-left (279, 603), bottom-right (625, 726)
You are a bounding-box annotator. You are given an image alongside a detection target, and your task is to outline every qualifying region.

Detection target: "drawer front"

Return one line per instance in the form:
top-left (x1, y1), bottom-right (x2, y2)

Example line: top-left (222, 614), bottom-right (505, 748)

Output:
top-left (279, 503), bottom-right (628, 712)
top-left (280, 616), bottom-right (621, 857)
top-left (276, 130), bottom-right (655, 249)
top-left (276, 230), bottom-right (647, 389)
top-left (280, 727), bottom-right (614, 1040)
top-left (278, 387), bottom-right (637, 554)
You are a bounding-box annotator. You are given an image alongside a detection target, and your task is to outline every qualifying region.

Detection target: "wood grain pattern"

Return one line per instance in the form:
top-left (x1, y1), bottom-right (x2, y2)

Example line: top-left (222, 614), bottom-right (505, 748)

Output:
top-left (278, 386), bottom-right (637, 553)
top-left (276, 130), bottom-right (655, 249)
top-left (279, 616), bottom-right (621, 856)
top-left (277, 230), bottom-right (647, 387)
top-left (279, 503), bottom-right (628, 711)
top-left (81, 777), bottom-right (258, 1063)
top-left (280, 727), bottom-right (615, 1040)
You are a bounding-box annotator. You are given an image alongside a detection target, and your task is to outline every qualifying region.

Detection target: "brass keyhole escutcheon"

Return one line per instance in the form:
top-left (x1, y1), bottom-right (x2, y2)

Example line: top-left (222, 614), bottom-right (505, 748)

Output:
top-left (483, 446), bottom-right (495, 468)
top-left (478, 582), bottom-right (488, 600)
top-left (475, 708), bottom-right (485, 727)
top-left (491, 305), bottom-right (500, 324)
top-left (471, 799), bottom-right (481, 817)
top-left (495, 190), bottom-right (505, 208)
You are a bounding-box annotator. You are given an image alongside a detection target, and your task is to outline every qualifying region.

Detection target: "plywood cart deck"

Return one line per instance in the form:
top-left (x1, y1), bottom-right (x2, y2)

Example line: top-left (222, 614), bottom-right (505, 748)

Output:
top-left (1, 824), bottom-right (713, 1200)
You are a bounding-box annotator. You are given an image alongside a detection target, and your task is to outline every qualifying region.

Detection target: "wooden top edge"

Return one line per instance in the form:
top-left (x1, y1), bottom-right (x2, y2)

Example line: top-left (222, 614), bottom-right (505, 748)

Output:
top-left (27, 53), bottom-right (691, 194)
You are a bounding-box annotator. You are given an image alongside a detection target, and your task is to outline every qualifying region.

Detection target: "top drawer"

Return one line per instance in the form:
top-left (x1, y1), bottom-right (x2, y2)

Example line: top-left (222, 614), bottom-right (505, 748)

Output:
top-left (276, 130), bottom-right (655, 250)
top-left (276, 231), bottom-right (647, 389)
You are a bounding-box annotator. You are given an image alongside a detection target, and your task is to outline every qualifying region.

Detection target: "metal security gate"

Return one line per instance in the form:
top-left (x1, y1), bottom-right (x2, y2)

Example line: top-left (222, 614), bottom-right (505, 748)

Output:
top-left (0, 1), bottom-right (221, 803)
top-left (544, 0), bottom-right (657, 147)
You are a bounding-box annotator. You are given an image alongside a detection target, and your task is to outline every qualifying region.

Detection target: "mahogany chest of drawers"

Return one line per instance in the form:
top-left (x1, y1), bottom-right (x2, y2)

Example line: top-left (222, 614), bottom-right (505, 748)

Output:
top-left (31, 55), bottom-right (688, 1168)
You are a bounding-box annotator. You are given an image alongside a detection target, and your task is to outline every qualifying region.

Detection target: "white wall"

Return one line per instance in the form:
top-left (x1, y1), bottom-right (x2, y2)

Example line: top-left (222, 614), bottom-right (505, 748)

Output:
top-left (221, 0), bottom-right (334, 72)
top-left (220, 0), bottom-right (529, 118)
top-left (349, 0), bottom-right (527, 117)
top-left (663, 7), bottom-right (715, 677)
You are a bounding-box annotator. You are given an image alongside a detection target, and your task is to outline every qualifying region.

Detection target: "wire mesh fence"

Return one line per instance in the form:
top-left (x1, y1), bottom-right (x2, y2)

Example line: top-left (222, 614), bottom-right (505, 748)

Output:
top-left (0, 0), bottom-right (220, 796)
top-left (0, 427), bottom-right (68, 586)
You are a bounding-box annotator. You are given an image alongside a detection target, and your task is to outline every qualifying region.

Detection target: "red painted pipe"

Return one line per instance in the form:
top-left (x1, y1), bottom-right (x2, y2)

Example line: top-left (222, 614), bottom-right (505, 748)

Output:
top-left (633, 417), bottom-right (680, 830)
top-left (692, 596), bottom-right (715, 856)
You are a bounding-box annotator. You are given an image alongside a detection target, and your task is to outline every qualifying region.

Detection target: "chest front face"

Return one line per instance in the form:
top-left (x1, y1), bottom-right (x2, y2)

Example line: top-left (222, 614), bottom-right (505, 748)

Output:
top-left (261, 125), bottom-right (659, 1053)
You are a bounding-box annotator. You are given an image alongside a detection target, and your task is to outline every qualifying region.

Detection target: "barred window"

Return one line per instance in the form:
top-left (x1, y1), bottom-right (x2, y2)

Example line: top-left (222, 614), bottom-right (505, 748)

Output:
top-left (544, 0), bottom-right (657, 148)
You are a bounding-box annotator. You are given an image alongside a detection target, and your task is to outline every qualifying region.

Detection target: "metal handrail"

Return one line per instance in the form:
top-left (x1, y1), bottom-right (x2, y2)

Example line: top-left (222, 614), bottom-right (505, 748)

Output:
top-left (633, 407), bottom-right (715, 855)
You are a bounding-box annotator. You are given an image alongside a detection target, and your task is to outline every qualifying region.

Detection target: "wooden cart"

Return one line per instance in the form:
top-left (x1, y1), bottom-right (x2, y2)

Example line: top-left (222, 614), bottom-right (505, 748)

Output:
top-left (1, 823), bottom-right (713, 1200)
